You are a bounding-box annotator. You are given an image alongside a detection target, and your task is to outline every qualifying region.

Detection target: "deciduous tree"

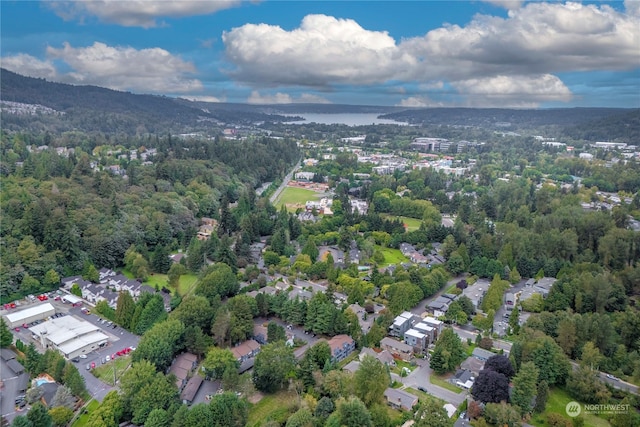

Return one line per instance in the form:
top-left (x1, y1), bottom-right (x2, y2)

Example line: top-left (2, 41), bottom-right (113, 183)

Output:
top-left (354, 355), bottom-right (389, 407)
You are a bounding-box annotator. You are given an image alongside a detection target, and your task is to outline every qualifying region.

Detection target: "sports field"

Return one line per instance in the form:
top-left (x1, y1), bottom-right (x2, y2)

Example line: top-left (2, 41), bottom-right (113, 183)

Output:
top-left (275, 186), bottom-right (322, 210)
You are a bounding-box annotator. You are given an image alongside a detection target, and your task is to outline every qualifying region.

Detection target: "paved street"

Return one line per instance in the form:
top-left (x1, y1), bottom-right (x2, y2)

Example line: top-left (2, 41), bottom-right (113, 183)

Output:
top-left (403, 359), bottom-right (467, 406)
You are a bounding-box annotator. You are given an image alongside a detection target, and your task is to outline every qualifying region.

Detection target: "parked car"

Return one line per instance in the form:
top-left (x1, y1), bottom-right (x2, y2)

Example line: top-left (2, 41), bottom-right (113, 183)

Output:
top-left (106, 355), bottom-right (111, 362)
top-left (71, 357), bottom-right (80, 363)
top-left (86, 364), bottom-right (91, 370)
top-left (79, 354), bottom-right (87, 359)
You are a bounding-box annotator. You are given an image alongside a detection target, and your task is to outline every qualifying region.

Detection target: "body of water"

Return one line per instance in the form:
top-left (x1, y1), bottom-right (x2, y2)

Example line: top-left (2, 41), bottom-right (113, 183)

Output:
top-left (284, 113), bottom-right (408, 126)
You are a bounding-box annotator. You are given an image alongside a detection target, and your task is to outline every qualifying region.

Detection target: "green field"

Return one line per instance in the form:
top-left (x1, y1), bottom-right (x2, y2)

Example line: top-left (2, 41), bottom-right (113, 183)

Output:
top-left (123, 269), bottom-right (198, 297)
top-left (91, 355), bottom-right (131, 386)
top-left (530, 388), bottom-right (610, 427)
top-left (380, 214), bottom-right (423, 231)
top-left (71, 399), bottom-right (99, 427)
top-left (374, 245), bottom-right (409, 266)
top-left (247, 391), bottom-right (297, 427)
top-left (275, 187), bottom-right (321, 209)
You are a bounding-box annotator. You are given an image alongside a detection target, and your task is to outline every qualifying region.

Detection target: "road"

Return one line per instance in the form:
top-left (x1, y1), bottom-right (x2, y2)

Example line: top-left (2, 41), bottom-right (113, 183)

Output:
top-left (269, 160), bottom-right (301, 204)
top-left (403, 358), bottom-right (467, 406)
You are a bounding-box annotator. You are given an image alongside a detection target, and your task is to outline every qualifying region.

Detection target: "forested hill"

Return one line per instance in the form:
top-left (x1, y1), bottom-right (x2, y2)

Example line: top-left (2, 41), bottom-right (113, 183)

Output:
top-left (380, 107), bottom-right (640, 141)
top-left (0, 68), bottom-right (298, 133)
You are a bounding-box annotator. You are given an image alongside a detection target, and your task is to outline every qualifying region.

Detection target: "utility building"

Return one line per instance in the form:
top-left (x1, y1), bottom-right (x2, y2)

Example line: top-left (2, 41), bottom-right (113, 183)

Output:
top-left (29, 316), bottom-right (108, 359)
top-left (4, 303), bottom-right (55, 328)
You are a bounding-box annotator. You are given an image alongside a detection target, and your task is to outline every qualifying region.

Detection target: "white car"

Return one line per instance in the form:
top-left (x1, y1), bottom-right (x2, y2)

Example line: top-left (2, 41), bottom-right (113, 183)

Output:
top-left (79, 354), bottom-right (87, 359)
top-left (106, 355), bottom-right (111, 362)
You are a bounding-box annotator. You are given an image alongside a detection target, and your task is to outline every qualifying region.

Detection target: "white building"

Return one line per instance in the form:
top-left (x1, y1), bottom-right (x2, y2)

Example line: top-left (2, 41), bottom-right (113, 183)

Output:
top-left (29, 316), bottom-right (109, 359)
top-left (4, 303), bottom-right (56, 328)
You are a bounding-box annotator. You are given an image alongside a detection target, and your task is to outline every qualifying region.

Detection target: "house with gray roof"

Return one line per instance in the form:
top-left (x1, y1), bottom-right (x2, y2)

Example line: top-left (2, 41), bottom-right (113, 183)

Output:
top-left (472, 347), bottom-right (495, 361)
top-left (384, 388), bottom-right (418, 411)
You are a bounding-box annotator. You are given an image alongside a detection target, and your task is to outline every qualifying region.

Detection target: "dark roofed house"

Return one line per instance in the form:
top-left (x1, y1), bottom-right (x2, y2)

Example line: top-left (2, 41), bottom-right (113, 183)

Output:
top-left (472, 347), bottom-right (495, 361)
top-left (1, 348), bottom-right (17, 361)
top-left (169, 353), bottom-right (198, 390)
top-left (41, 382), bottom-right (60, 407)
top-left (380, 337), bottom-right (414, 361)
top-left (7, 359), bottom-right (25, 375)
top-left (253, 324), bottom-right (268, 344)
top-left (180, 374), bottom-right (204, 405)
top-left (384, 388), bottom-right (418, 411)
top-left (17, 372), bottom-right (30, 393)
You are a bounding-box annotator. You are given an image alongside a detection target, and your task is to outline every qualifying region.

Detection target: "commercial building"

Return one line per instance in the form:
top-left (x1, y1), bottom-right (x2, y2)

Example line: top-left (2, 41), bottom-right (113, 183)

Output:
top-left (29, 316), bottom-right (109, 359)
top-left (4, 303), bottom-right (56, 328)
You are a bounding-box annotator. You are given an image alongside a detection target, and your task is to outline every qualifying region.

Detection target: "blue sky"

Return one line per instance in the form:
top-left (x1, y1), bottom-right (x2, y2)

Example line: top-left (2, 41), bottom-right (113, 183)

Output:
top-left (2, 0), bottom-right (639, 108)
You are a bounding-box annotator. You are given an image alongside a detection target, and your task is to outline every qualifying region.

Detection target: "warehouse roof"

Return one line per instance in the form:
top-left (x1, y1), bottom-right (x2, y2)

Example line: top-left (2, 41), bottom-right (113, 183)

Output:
top-left (57, 331), bottom-right (109, 355)
top-left (5, 303), bottom-right (55, 324)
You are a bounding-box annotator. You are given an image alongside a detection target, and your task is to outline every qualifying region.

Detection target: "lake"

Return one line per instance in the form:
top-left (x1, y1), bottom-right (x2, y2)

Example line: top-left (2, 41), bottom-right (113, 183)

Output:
top-left (284, 113), bottom-right (408, 126)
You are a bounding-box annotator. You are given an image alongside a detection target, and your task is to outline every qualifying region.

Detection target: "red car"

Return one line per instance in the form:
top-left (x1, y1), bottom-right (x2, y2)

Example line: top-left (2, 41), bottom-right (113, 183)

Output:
top-left (14, 327), bottom-right (20, 332)
top-left (91, 362), bottom-right (96, 369)
top-left (10, 303), bottom-right (16, 309)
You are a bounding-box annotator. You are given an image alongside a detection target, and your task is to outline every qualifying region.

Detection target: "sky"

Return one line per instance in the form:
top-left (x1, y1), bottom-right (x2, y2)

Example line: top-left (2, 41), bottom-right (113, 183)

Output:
top-left (1, 0), bottom-right (639, 108)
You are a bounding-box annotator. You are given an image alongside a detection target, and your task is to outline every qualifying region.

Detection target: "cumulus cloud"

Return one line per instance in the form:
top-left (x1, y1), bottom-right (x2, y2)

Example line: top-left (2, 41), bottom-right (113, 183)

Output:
top-left (453, 74), bottom-right (572, 107)
top-left (223, 3), bottom-right (639, 105)
top-left (481, 0), bottom-right (524, 10)
top-left (0, 54), bottom-right (58, 80)
top-left (247, 91), bottom-right (331, 104)
top-left (223, 14), bottom-right (414, 86)
top-left (48, 0), bottom-right (242, 28)
top-left (2, 42), bottom-right (201, 94)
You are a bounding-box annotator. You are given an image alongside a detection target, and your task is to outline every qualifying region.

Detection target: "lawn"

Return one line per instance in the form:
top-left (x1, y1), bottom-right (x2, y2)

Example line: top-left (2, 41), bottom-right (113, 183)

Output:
top-left (374, 245), bottom-right (409, 266)
top-left (71, 399), bottom-right (99, 427)
top-left (530, 387), bottom-right (611, 427)
top-left (380, 214), bottom-right (423, 231)
top-left (275, 187), bottom-right (321, 210)
top-left (430, 374), bottom-right (463, 393)
top-left (91, 355), bottom-right (131, 386)
top-left (247, 390), bottom-right (298, 427)
top-left (123, 269), bottom-right (198, 297)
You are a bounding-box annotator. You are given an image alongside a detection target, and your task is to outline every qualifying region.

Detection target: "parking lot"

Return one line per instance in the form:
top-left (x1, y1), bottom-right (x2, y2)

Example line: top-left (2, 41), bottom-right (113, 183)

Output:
top-left (4, 295), bottom-right (141, 403)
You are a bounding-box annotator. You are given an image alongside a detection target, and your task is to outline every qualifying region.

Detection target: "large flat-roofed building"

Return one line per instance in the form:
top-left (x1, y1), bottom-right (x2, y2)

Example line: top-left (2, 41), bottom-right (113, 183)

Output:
top-left (29, 316), bottom-right (108, 359)
top-left (4, 303), bottom-right (56, 328)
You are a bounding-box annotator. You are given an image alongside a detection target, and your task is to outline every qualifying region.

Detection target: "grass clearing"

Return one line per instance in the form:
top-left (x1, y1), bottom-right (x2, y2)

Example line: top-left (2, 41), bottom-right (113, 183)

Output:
top-left (247, 390), bottom-right (297, 427)
top-left (176, 274), bottom-right (198, 296)
top-left (430, 374), bottom-right (464, 393)
top-left (374, 245), bottom-right (409, 266)
top-left (91, 355), bottom-right (131, 386)
top-left (530, 387), bottom-right (611, 427)
top-left (71, 399), bottom-right (100, 427)
top-left (275, 187), bottom-right (322, 210)
top-left (380, 214), bottom-right (423, 231)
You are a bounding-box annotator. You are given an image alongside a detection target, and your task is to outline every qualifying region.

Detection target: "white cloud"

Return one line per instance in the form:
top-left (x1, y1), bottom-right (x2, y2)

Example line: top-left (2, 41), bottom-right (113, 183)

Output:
top-left (397, 96), bottom-right (445, 108)
top-left (2, 42), bottom-right (202, 94)
top-left (185, 95), bottom-right (224, 103)
top-left (453, 74), bottom-right (572, 107)
top-left (222, 3), bottom-right (639, 105)
top-left (223, 14), bottom-right (414, 86)
top-left (247, 91), bottom-right (331, 104)
top-left (48, 0), bottom-right (242, 28)
top-left (480, 0), bottom-right (524, 10)
top-left (0, 54), bottom-right (58, 79)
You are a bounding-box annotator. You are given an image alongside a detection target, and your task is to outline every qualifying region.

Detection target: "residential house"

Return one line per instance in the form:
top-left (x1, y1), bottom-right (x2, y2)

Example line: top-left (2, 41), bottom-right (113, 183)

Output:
top-left (412, 323), bottom-right (435, 345)
top-left (461, 279), bottom-right (489, 311)
top-left (231, 340), bottom-right (261, 363)
top-left (342, 360), bottom-right (360, 374)
top-left (427, 296), bottom-right (453, 318)
top-left (327, 334), bottom-right (356, 363)
top-left (389, 312), bottom-right (419, 338)
top-left (253, 324), bottom-right (268, 345)
top-left (461, 355), bottom-right (485, 375)
top-left (383, 388), bottom-right (419, 411)
top-left (404, 329), bottom-right (428, 353)
top-left (169, 353), bottom-right (198, 390)
top-left (0, 348), bottom-right (17, 361)
top-left (380, 337), bottom-right (413, 361)
top-left (472, 347), bottom-right (495, 362)
top-left (98, 268), bottom-right (116, 282)
top-left (450, 369), bottom-right (474, 389)
top-left (359, 347), bottom-right (396, 367)
top-left (180, 375), bottom-right (204, 405)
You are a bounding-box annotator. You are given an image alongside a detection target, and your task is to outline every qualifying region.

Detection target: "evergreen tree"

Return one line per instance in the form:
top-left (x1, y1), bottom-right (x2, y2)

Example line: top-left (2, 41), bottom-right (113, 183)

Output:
top-left (0, 318), bottom-right (12, 347)
top-left (534, 380), bottom-right (549, 413)
top-left (115, 291), bottom-right (136, 330)
top-left (151, 245), bottom-right (172, 274)
top-left (26, 403), bottom-right (52, 427)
